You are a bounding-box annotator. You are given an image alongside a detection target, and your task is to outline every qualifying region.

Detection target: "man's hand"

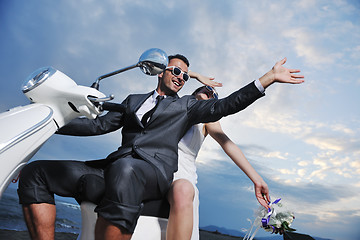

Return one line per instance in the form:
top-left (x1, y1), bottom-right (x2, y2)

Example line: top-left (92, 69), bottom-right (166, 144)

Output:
top-left (259, 57), bottom-right (304, 89)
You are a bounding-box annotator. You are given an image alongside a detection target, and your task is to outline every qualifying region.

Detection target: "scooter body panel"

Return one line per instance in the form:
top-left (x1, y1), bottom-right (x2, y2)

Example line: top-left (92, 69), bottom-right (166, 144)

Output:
top-left (24, 68), bottom-right (105, 127)
top-left (0, 104), bottom-right (57, 197)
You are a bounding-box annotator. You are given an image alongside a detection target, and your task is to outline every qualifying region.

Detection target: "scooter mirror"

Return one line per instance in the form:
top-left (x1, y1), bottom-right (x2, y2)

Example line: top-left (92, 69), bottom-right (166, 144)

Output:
top-left (138, 48), bottom-right (168, 76)
top-left (91, 48), bottom-right (168, 90)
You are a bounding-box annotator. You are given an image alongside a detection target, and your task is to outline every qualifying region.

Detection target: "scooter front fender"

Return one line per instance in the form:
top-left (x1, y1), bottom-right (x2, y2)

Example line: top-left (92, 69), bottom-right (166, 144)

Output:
top-left (0, 103), bottom-right (57, 197)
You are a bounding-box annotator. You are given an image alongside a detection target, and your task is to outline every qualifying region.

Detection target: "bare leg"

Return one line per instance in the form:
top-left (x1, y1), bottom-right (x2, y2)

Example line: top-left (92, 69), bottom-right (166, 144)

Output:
top-left (22, 203), bottom-right (56, 240)
top-left (95, 216), bottom-right (132, 240)
top-left (166, 179), bottom-right (195, 240)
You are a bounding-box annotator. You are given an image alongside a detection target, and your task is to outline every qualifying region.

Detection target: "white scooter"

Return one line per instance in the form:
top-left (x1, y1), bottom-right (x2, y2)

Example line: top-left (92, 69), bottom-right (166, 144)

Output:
top-left (0, 48), bottom-right (170, 240)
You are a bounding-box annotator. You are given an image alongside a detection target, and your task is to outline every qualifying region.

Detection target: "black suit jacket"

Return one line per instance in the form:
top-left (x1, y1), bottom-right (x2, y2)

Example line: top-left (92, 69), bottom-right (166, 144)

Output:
top-left (58, 81), bottom-right (264, 193)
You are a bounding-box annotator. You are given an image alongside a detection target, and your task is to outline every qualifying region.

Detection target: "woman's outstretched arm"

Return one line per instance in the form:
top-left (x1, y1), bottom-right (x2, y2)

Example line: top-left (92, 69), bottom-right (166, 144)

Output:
top-left (206, 121), bottom-right (271, 209)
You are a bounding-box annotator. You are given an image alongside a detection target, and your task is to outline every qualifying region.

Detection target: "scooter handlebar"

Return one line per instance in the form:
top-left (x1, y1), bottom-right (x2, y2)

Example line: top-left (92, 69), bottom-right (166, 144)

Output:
top-left (87, 95), bottom-right (114, 103)
top-left (100, 102), bottom-right (126, 113)
top-left (87, 95), bottom-right (125, 113)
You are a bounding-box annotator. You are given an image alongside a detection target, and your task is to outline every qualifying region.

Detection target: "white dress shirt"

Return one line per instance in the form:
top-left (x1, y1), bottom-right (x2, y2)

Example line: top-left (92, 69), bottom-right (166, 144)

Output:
top-left (136, 91), bottom-right (162, 121)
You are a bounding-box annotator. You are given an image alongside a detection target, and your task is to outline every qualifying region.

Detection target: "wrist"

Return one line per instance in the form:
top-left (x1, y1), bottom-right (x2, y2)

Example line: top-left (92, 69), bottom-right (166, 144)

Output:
top-left (259, 70), bottom-right (275, 89)
top-left (189, 70), bottom-right (198, 79)
top-left (252, 175), bottom-right (264, 186)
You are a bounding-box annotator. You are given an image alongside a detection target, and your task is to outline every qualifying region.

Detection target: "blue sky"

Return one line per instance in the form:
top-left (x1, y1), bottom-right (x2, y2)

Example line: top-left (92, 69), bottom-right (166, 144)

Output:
top-left (1, 1), bottom-right (359, 239)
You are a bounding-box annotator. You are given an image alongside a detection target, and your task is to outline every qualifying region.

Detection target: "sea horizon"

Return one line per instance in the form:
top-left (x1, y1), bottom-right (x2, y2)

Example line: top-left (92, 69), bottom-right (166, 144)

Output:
top-left (1, 187), bottom-right (328, 240)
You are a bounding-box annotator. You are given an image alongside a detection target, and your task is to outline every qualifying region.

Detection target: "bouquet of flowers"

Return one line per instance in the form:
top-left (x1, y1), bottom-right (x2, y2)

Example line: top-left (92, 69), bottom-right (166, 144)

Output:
top-left (244, 198), bottom-right (295, 240)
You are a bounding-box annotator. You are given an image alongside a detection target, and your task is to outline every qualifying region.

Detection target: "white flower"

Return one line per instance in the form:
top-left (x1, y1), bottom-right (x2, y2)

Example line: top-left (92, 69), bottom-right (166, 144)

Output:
top-left (244, 198), bottom-right (296, 240)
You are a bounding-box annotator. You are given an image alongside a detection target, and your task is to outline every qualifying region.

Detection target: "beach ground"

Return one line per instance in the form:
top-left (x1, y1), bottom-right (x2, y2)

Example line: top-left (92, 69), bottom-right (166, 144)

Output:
top-left (199, 230), bottom-right (243, 239)
top-left (0, 229), bottom-right (243, 240)
top-left (0, 229), bottom-right (78, 240)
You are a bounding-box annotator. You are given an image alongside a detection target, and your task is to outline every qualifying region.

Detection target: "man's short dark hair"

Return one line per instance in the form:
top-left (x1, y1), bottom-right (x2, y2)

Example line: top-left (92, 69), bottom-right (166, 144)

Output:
top-left (168, 54), bottom-right (190, 67)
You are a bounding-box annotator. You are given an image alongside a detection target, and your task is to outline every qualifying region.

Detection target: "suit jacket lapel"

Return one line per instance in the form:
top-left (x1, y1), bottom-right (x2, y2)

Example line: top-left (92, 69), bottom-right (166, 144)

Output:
top-left (131, 91), bottom-right (154, 126)
top-left (147, 94), bottom-right (178, 126)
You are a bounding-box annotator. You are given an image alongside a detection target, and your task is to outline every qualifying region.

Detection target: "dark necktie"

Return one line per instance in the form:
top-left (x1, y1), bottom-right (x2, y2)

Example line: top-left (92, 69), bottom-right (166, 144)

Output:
top-left (141, 95), bottom-right (164, 126)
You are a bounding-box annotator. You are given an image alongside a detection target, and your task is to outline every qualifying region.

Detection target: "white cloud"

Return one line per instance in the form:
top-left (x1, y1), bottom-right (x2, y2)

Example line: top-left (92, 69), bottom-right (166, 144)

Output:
top-left (241, 109), bottom-right (307, 136)
top-left (298, 194), bottom-right (360, 225)
top-left (295, 0), bottom-right (317, 9)
top-left (305, 137), bottom-right (343, 151)
top-left (330, 124), bottom-right (355, 135)
top-left (313, 158), bottom-right (328, 168)
top-left (279, 168), bottom-right (295, 175)
top-left (297, 168), bottom-right (307, 177)
top-left (284, 28), bottom-right (337, 67)
top-left (238, 105), bottom-right (359, 157)
top-left (350, 160), bottom-right (360, 168)
top-left (298, 161), bottom-right (309, 167)
top-left (350, 160), bottom-right (360, 174)
top-left (260, 151), bottom-right (289, 160)
top-left (330, 156), bottom-right (350, 167)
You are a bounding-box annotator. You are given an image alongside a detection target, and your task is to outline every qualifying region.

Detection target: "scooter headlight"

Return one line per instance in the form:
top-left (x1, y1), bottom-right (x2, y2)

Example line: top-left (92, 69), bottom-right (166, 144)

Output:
top-left (22, 67), bottom-right (56, 93)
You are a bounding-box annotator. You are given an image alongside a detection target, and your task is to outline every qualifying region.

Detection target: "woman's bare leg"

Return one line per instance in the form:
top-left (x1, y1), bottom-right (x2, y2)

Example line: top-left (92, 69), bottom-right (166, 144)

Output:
top-left (166, 179), bottom-right (195, 240)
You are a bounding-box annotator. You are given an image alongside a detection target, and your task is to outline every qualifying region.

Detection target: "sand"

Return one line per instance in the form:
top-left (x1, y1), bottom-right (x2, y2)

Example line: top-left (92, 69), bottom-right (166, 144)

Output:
top-left (0, 229), bottom-right (243, 240)
top-left (0, 229), bottom-right (78, 240)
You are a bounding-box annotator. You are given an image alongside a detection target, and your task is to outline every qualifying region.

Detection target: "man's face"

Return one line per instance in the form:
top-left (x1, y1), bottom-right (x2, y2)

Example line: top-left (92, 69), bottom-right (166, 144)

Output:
top-left (157, 58), bottom-right (188, 95)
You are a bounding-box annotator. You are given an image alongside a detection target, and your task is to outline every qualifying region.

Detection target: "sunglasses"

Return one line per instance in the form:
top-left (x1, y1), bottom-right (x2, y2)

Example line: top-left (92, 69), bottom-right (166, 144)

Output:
top-left (204, 86), bottom-right (219, 99)
top-left (165, 66), bottom-right (190, 81)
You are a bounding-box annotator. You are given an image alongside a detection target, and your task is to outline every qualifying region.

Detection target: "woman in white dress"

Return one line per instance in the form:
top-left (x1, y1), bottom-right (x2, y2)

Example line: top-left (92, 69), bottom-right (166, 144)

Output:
top-left (166, 85), bottom-right (271, 240)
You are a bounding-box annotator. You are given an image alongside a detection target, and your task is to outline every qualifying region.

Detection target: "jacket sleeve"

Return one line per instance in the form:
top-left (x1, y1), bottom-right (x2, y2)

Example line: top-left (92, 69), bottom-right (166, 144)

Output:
top-left (187, 81), bottom-right (265, 125)
top-left (56, 97), bottom-right (128, 136)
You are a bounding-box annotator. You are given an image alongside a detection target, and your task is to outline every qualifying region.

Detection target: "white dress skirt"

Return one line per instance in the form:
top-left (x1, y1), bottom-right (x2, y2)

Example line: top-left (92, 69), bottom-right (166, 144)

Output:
top-left (173, 124), bottom-right (206, 240)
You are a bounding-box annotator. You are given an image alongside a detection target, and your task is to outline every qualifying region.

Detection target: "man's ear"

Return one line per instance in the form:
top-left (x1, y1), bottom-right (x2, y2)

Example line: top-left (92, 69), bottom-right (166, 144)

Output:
top-left (158, 71), bottom-right (164, 78)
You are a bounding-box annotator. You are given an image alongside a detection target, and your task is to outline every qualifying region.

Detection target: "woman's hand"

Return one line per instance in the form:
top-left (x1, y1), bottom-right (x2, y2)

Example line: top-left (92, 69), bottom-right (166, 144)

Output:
top-left (189, 71), bottom-right (222, 88)
top-left (254, 179), bottom-right (271, 209)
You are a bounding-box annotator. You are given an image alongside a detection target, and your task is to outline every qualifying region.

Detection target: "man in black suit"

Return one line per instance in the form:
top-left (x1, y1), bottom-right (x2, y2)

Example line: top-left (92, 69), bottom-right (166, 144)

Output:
top-left (18, 54), bottom-right (304, 240)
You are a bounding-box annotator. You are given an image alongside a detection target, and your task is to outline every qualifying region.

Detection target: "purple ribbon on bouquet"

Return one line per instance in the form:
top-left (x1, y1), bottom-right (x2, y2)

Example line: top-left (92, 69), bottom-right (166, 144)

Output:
top-left (261, 198), bottom-right (281, 232)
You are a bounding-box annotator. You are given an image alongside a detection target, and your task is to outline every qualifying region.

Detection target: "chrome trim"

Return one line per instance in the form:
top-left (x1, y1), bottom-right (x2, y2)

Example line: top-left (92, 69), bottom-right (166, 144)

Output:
top-left (22, 67), bottom-right (56, 93)
top-left (0, 107), bottom-right (54, 155)
top-left (87, 94), bottom-right (114, 103)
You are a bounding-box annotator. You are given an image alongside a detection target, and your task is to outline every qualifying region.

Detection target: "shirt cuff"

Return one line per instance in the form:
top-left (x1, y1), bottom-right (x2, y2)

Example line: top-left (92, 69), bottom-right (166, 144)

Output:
top-left (254, 79), bottom-right (265, 94)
